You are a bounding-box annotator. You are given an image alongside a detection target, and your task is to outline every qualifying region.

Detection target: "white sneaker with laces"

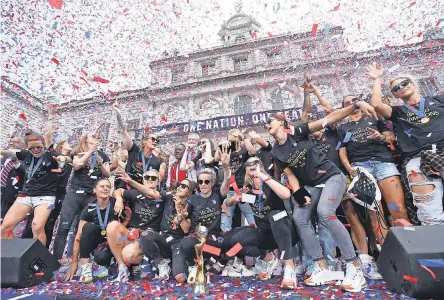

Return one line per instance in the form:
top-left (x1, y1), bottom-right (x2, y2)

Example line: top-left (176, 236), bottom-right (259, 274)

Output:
top-left (273, 260), bottom-right (283, 276)
top-left (359, 254), bottom-right (383, 280)
top-left (222, 260), bottom-right (234, 277)
top-left (294, 260), bottom-right (304, 275)
top-left (187, 265), bottom-right (198, 284)
top-left (341, 262), bottom-right (367, 292)
top-left (158, 260), bottom-right (171, 280)
top-left (112, 263), bottom-right (130, 283)
top-left (281, 265), bottom-right (298, 290)
top-left (94, 265), bottom-right (108, 278)
top-left (80, 263), bottom-right (93, 284)
top-left (228, 263), bottom-right (256, 277)
top-left (304, 262), bottom-right (344, 286)
top-left (258, 253), bottom-right (279, 280)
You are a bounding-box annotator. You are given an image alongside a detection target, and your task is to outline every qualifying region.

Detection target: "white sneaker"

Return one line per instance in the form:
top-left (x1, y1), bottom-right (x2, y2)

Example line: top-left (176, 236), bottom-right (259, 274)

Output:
top-left (273, 260), bottom-right (283, 276)
top-left (341, 262), bottom-right (367, 292)
top-left (258, 253), bottom-right (279, 280)
top-left (158, 260), bottom-right (171, 280)
top-left (304, 262), bottom-right (344, 286)
top-left (359, 254), bottom-right (383, 280)
top-left (222, 260), bottom-right (234, 277)
top-left (80, 263), bottom-right (93, 284)
top-left (281, 265), bottom-right (298, 290)
top-left (94, 265), bottom-right (108, 278)
top-left (187, 265), bottom-right (198, 284)
top-left (228, 263), bottom-right (256, 277)
top-left (112, 263), bottom-right (130, 283)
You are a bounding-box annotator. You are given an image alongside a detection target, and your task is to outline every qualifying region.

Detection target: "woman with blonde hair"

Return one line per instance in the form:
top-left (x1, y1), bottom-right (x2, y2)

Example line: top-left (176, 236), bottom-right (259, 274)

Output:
top-left (53, 131), bottom-right (112, 261)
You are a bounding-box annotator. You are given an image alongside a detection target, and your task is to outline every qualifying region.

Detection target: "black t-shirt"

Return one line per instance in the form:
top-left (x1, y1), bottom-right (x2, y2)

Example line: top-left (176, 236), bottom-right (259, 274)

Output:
top-left (246, 184), bottom-right (286, 233)
top-left (271, 123), bottom-right (340, 186)
top-left (338, 117), bottom-right (393, 163)
top-left (312, 127), bottom-right (346, 173)
top-left (47, 144), bottom-right (73, 196)
top-left (389, 95), bottom-right (444, 155)
top-left (123, 189), bottom-right (164, 231)
top-left (79, 199), bottom-right (120, 227)
top-left (70, 150), bottom-right (110, 193)
top-left (16, 150), bottom-right (60, 197)
top-left (255, 142), bottom-right (274, 174)
top-left (188, 188), bottom-right (223, 235)
top-left (160, 193), bottom-right (186, 241)
top-left (125, 143), bottom-right (164, 185)
top-left (230, 147), bottom-right (251, 188)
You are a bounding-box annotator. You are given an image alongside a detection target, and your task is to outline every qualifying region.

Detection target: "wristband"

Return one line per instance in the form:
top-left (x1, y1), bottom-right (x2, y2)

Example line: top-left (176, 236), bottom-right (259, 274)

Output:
top-left (263, 177), bottom-right (271, 182)
top-left (352, 102), bottom-right (360, 110)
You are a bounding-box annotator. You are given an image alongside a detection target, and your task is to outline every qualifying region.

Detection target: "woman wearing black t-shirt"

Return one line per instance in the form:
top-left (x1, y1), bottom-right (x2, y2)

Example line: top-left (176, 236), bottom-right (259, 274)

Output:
top-left (227, 157), bottom-right (299, 289)
top-left (1, 133), bottom-right (63, 246)
top-left (53, 132), bottom-right (111, 260)
top-left (214, 129), bottom-right (256, 232)
top-left (367, 64), bottom-right (444, 225)
top-left (107, 169), bottom-right (165, 283)
top-left (267, 100), bottom-right (377, 293)
top-left (65, 178), bottom-right (130, 283)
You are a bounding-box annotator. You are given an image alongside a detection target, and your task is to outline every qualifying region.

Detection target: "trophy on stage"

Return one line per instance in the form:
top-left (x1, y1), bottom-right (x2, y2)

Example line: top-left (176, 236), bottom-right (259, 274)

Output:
top-left (193, 224), bottom-right (209, 294)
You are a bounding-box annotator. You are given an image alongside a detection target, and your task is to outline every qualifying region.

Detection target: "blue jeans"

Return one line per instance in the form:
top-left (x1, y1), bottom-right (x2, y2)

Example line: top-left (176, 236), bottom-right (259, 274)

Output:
top-left (221, 191), bottom-right (256, 232)
top-left (298, 222), bottom-right (336, 268)
top-left (351, 160), bottom-right (400, 181)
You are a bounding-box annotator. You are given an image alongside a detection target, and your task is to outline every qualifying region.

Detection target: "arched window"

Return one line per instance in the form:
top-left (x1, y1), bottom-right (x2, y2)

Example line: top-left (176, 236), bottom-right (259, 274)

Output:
top-left (234, 95), bottom-right (253, 114)
top-left (271, 89), bottom-right (297, 110)
top-left (198, 99), bottom-right (222, 118)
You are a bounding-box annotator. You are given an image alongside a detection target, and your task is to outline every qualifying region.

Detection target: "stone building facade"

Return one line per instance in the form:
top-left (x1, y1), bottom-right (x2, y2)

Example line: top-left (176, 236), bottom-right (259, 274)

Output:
top-left (2, 14), bottom-right (443, 154)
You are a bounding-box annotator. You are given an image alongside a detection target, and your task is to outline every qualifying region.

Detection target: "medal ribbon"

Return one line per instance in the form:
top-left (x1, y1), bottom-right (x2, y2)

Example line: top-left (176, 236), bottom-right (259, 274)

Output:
top-left (140, 151), bottom-right (153, 172)
top-left (27, 154), bottom-right (45, 180)
top-left (257, 181), bottom-right (264, 213)
top-left (403, 97), bottom-right (426, 118)
top-left (96, 200), bottom-right (111, 231)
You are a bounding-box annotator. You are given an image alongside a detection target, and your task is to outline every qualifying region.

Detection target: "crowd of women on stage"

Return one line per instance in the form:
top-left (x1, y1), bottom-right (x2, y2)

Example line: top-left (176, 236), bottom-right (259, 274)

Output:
top-left (1, 64), bottom-right (443, 293)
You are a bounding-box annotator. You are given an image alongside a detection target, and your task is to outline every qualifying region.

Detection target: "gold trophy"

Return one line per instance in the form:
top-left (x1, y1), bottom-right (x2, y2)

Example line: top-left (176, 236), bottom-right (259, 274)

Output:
top-left (193, 224), bottom-right (209, 294)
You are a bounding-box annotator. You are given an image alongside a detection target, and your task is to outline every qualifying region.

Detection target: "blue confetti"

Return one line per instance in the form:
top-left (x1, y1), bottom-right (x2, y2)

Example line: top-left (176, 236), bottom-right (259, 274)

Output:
top-left (343, 132), bottom-right (352, 143)
top-left (418, 259), bottom-right (444, 268)
top-left (335, 141), bottom-right (342, 150)
top-left (405, 128), bottom-right (413, 137)
top-left (85, 31), bottom-right (91, 39)
top-left (388, 203), bottom-right (398, 211)
top-left (118, 236), bottom-right (127, 242)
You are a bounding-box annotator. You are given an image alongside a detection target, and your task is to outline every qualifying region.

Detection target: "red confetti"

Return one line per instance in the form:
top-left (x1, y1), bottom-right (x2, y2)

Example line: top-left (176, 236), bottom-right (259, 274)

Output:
top-left (411, 170), bottom-right (417, 177)
top-left (389, 143), bottom-right (395, 151)
top-left (328, 216), bottom-right (337, 220)
top-left (410, 1), bottom-right (416, 5)
top-left (396, 219), bottom-right (413, 226)
top-left (318, 170), bottom-right (326, 174)
top-left (328, 197), bottom-right (335, 201)
top-left (93, 76), bottom-right (110, 83)
top-left (48, 0), bottom-right (62, 10)
top-left (141, 281), bottom-right (151, 292)
top-left (230, 175), bottom-right (239, 194)
top-left (420, 265), bottom-right (436, 279)
top-left (34, 272), bottom-right (44, 277)
top-left (417, 32), bottom-right (422, 38)
top-left (75, 238), bottom-right (80, 243)
top-left (252, 190), bottom-right (263, 195)
top-left (221, 204), bottom-right (228, 212)
top-left (19, 113), bottom-right (27, 120)
top-left (203, 244), bottom-right (221, 256)
top-left (403, 275), bottom-right (418, 283)
top-left (226, 243), bottom-right (243, 257)
top-left (311, 24), bottom-right (318, 36)
top-left (72, 84), bottom-right (79, 90)
top-left (7, 229), bottom-right (13, 238)
top-left (376, 226), bottom-right (381, 233)
top-left (331, 3), bottom-right (340, 11)
top-left (267, 32), bottom-right (273, 38)
top-left (143, 40), bottom-right (150, 45)
top-left (283, 129), bottom-right (292, 134)
top-left (51, 57), bottom-right (59, 65)
top-left (51, 169), bottom-right (62, 173)
top-left (344, 223), bottom-right (351, 227)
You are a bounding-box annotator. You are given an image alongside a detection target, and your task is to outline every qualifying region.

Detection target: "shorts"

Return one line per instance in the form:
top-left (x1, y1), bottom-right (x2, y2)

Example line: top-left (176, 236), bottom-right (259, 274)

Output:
top-left (351, 160), bottom-right (400, 181)
top-left (15, 195), bottom-right (56, 209)
top-left (405, 157), bottom-right (444, 225)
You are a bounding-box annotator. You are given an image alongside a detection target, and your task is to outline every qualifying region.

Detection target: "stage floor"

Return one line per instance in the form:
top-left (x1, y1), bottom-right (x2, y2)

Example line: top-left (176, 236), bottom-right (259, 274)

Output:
top-left (1, 275), bottom-right (413, 299)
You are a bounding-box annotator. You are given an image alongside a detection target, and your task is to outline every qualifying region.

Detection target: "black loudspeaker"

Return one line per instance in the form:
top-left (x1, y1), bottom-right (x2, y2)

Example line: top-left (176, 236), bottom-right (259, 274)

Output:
top-left (377, 225), bottom-right (444, 299)
top-left (1, 239), bottom-right (60, 288)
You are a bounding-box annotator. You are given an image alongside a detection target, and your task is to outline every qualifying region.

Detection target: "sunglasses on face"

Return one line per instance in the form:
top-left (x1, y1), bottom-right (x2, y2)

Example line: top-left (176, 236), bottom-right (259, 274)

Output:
top-left (266, 118), bottom-right (277, 125)
top-left (178, 183), bottom-right (189, 189)
top-left (198, 179), bottom-right (212, 185)
top-left (29, 146), bottom-right (43, 151)
top-left (391, 80), bottom-right (410, 93)
top-left (150, 137), bottom-right (159, 143)
top-left (144, 175), bottom-right (158, 181)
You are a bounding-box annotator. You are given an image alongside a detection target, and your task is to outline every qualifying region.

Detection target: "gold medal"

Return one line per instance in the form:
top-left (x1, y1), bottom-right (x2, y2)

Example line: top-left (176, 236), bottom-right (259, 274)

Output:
top-left (101, 230), bottom-right (106, 236)
top-left (420, 117), bottom-right (430, 124)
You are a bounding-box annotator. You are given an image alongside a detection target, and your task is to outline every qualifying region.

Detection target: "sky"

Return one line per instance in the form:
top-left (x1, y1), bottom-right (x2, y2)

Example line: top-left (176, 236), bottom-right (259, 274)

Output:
top-left (2, 0), bottom-right (443, 103)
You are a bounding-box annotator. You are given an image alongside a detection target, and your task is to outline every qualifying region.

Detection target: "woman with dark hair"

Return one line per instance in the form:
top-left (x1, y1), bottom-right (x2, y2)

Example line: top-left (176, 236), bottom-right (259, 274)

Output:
top-left (366, 63), bottom-right (444, 225)
top-left (228, 156), bottom-right (299, 289)
top-left (1, 132), bottom-right (65, 245)
top-left (53, 131), bottom-right (111, 260)
top-left (266, 99), bottom-right (377, 292)
top-left (120, 171), bottom-right (196, 283)
top-left (65, 178), bottom-right (130, 283)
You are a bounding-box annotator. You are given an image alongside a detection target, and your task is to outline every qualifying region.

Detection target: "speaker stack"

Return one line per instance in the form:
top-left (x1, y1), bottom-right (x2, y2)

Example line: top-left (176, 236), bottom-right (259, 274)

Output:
top-left (377, 225), bottom-right (444, 299)
top-left (1, 239), bottom-right (60, 288)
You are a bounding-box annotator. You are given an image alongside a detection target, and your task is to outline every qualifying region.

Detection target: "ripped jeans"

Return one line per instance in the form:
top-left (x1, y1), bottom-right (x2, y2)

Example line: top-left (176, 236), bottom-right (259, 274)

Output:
top-left (220, 190), bottom-right (256, 232)
top-left (405, 157), bottom-right (444, 225)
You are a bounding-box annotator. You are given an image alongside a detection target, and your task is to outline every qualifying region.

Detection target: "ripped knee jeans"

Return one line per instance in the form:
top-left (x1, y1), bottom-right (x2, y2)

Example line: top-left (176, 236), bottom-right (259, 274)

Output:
top-left (405, 157), bottom-right (444, 225)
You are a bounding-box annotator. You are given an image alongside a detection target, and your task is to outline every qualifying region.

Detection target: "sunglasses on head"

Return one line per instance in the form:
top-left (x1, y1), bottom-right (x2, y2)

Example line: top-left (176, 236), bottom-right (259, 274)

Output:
top-left (29, 146), bottom-right (43, 151)
top-left (178, 183), bottom-right (189, 189)
top-left (391, 79), bottom-right (410, 93)
top-left (198, 179), bottom-right (212, 185)
top-left (144, 175), bottom-right (158, 181)
top-left (245, 160), bottom-right (260, 167)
